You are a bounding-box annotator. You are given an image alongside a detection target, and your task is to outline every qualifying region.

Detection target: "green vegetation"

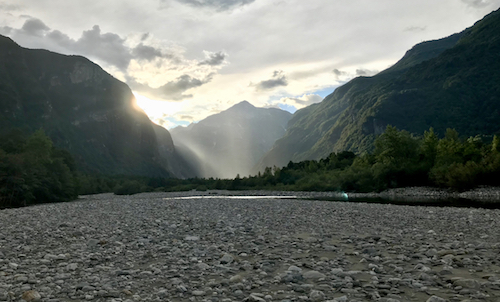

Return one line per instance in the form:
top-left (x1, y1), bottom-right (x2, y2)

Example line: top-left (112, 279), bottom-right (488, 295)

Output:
top-left (0, 129), bottom-right (162, 207)
top-left (257, 9), bottom-right (500, 171)
top-left (103, 126), bottom-right (500, 194)
top-left (0, 129), bottom-right (78, 207)
top-left (0, 35), bottom-right (181, 178)
top-left (3, 126), bottom-right (500, 208)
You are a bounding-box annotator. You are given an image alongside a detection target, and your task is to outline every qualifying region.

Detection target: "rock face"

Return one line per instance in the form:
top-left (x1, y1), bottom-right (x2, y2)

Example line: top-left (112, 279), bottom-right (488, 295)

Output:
top-left (171, 101), bottom-right (292, 178)
top-left (0, 35), bottom-right (193, 177)
top-left (257, 9), bottom-right (500, 171)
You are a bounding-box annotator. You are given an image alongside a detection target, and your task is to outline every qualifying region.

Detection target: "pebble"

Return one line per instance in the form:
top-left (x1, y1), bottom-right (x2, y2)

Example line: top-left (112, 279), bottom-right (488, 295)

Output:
top-left (0, 191), bottom-right (499, 301)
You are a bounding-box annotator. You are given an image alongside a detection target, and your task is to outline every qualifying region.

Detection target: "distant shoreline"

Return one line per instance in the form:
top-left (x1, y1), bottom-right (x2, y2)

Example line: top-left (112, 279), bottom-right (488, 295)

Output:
top-left (123, 186), bottom-right (500, 206)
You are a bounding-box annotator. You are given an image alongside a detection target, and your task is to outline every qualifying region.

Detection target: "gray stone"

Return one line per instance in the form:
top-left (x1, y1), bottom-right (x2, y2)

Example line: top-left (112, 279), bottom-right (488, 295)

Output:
top-left (303, 270), bottom-right (326, 279)
top-left (220, 253), bottom-right (234, 264)
top-left (309, 290), bottom-right (325, 302)
top-left (426, 296), bottom-right (447, 302)
top-left (453, 279), bottom-right (481, 289)
top-left (192, 290), bottom-right (206, 296)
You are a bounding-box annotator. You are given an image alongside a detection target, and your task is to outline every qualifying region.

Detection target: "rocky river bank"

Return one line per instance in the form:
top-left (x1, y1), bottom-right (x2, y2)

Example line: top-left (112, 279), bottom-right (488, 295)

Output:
top-left (1, 191), bottom-right (499, 302)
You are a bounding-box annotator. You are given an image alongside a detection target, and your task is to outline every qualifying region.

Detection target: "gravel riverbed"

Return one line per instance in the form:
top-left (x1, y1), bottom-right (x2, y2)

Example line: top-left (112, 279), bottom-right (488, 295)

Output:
top-left (1, 191), bottom-right (500, 302)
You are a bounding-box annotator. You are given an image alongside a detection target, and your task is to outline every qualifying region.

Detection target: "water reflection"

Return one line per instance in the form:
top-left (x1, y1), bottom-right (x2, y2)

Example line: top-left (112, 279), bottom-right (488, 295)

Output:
top-left (164, 196), bottom-right (297, 200)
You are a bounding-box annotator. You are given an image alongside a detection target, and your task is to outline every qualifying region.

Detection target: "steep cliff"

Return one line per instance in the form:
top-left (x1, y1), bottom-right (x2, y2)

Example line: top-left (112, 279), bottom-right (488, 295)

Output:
top-left (0, 35), bottom-right (193, 177)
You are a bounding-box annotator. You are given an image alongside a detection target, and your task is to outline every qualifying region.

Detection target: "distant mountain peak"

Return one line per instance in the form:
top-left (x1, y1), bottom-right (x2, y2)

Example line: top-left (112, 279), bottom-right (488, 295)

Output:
top-left (171, 100), bottom-right (292, 178)
top-left (230, 100), bottom-right (255, 110)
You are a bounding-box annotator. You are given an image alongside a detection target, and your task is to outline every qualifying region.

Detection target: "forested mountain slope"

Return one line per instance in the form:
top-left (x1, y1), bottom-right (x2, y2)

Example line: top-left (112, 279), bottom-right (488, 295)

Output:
top-left (255, 9), bottom-right (500, 172)
top-left (0, 35), bottom-right (194, 177)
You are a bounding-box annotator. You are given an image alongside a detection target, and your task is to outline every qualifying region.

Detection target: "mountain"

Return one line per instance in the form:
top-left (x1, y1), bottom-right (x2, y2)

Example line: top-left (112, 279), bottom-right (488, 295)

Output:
top-left (0, 35), bottom-right (194, 178)
top-left (171, 101), bottom-right (292, 178)
top-left (256, 9), bottom-right (500, 172)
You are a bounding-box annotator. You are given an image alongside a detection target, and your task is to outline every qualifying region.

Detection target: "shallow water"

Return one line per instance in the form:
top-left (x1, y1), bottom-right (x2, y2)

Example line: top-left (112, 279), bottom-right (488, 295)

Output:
top-left (163, 195), bottom-right (298, 200)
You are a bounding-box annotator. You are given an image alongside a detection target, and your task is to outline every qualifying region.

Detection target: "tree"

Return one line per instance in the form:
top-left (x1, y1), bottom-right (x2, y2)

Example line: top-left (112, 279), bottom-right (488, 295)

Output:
top-left (419, 127), bottom-right (439, 168)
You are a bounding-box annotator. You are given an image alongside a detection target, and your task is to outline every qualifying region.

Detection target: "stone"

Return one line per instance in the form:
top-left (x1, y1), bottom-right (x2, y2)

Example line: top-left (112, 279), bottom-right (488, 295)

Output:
top-left (220, 253), bottom-right (234, 264)
top-left (230, 274), bottom-right (244, 283)
top-left (21, 290), bottom-right (41, 302)
top-left (192, 290), bottom-right (206, 296)
top-left (309, 290), bottom-right (325, 302)
top-left (426, 296), bottom-right (447, 302)
top-left (303, 270), bottom-right (326, 279)
top-left (288, 265), bottom-right (302, 272)
top-left (248, 294), bottom-right (266, 302)
top-left (453, 279), bottom-right (481, 289)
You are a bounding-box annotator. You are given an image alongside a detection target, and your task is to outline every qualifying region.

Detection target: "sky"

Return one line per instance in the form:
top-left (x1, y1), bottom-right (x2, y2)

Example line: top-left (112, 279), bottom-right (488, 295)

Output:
top-left (1, 0), bottom-right (500, 129)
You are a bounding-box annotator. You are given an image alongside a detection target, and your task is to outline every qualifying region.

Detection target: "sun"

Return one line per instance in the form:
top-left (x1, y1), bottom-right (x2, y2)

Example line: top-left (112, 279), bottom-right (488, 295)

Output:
top-left (133, 93), bottom-right (184, 126)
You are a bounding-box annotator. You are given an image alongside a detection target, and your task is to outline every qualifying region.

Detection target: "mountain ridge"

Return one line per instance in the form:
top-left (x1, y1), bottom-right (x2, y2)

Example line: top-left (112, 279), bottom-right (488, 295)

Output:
top-left (172, 101), bottom-right (292, 178)
top-left (0, 34), bottom-right (194, 178)
top-left (255, 8), bottom-right (500, 173)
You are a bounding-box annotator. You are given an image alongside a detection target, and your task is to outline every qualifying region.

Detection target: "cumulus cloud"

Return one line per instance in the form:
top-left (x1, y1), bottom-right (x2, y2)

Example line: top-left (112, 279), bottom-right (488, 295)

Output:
top-left (170, 0), bottom-right (255, 11)
top-left (5, 18), bottom-right (224, 102)
top-left (129, 74), bottom-right (214, 101)
top-left (333, 68), bottom-right (348, 79)
top-left (199, 51), bottom-right (227, 66)
top-left (461, 0), bottom-right (491, 8)
top-left (132, 43), bottom-right (163, 61)
top-left (132, 43), bottom-right (169, 61)
top-left (73, 25), bottom-right (132, 70)
top-left (253, 70), bottom-right (288, 91)
top-left (279, 94), bottom-right (323, 109)
top-left (158, 74), bottom-right (212, 99)
top-left (21, 18), bottom-right (50, 36)
top-left (12, 21), bottom-right (178, 71)
top-left (356, 68), bottom-right (379, 76)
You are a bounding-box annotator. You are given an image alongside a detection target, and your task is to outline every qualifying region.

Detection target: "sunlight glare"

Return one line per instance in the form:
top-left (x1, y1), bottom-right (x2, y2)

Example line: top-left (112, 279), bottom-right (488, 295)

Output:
top-left (133, 93), bottom-right (184, 126)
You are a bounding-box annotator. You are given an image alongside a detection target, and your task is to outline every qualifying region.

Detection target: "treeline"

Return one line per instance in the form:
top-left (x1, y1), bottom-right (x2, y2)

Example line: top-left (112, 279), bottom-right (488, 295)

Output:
top-left (0, 129), bottom-right (78, 207)
top-left (0, 130), bottom-right (168, 208)
top-left (138, 126), bottom-right (500, 193)
top-left (3, 126), bottom-right (500, 207)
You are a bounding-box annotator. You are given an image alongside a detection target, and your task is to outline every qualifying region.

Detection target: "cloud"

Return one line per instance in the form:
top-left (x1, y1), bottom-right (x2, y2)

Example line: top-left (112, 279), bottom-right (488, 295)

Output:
top-left (0, 26), bottom-right (12, 35)
top-left (253, 70), bottom-right (288, 91)
top-left (21, 18), bottom-right (50, 37)
top-left (279, 94), bottom-right (323, 109)
top-left (461, 0), bottom-right (491, 8)
top-left (170, 0), bottom-right (255, 11)
top-left (180, 115), bottom-right (195, 121)
top-left (132, 43), bottom-right (169, 61)
top-left (333, 68), bottom-right (348, 79)
top-left (0, 2), bottom-right (21, 10)
top-left (129, 74), bottom-right (214, 101)
top-left (158, 74), bottom-right (211, 99)
top-left (356, 68), bottom-right (379, 76)
top-left (199, 51), bottom-right (227, 66)
top-left (404, 26), bottom-right (427, 32)
top-left (73, 25), bottom-right (132, 70)
top-left (13, 21), bottom-right (174, 71)
top-left (5, 18), bottom-right (227, 104)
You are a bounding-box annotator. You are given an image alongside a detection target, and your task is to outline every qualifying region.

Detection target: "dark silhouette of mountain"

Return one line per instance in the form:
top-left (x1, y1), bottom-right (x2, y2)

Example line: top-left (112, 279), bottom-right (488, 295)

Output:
top-left (255, 9), bottom-right (500, 173)
top-left (0, 35), bottom-right (194, 177)
top-left (171, 101), bottom-right (292, 178)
